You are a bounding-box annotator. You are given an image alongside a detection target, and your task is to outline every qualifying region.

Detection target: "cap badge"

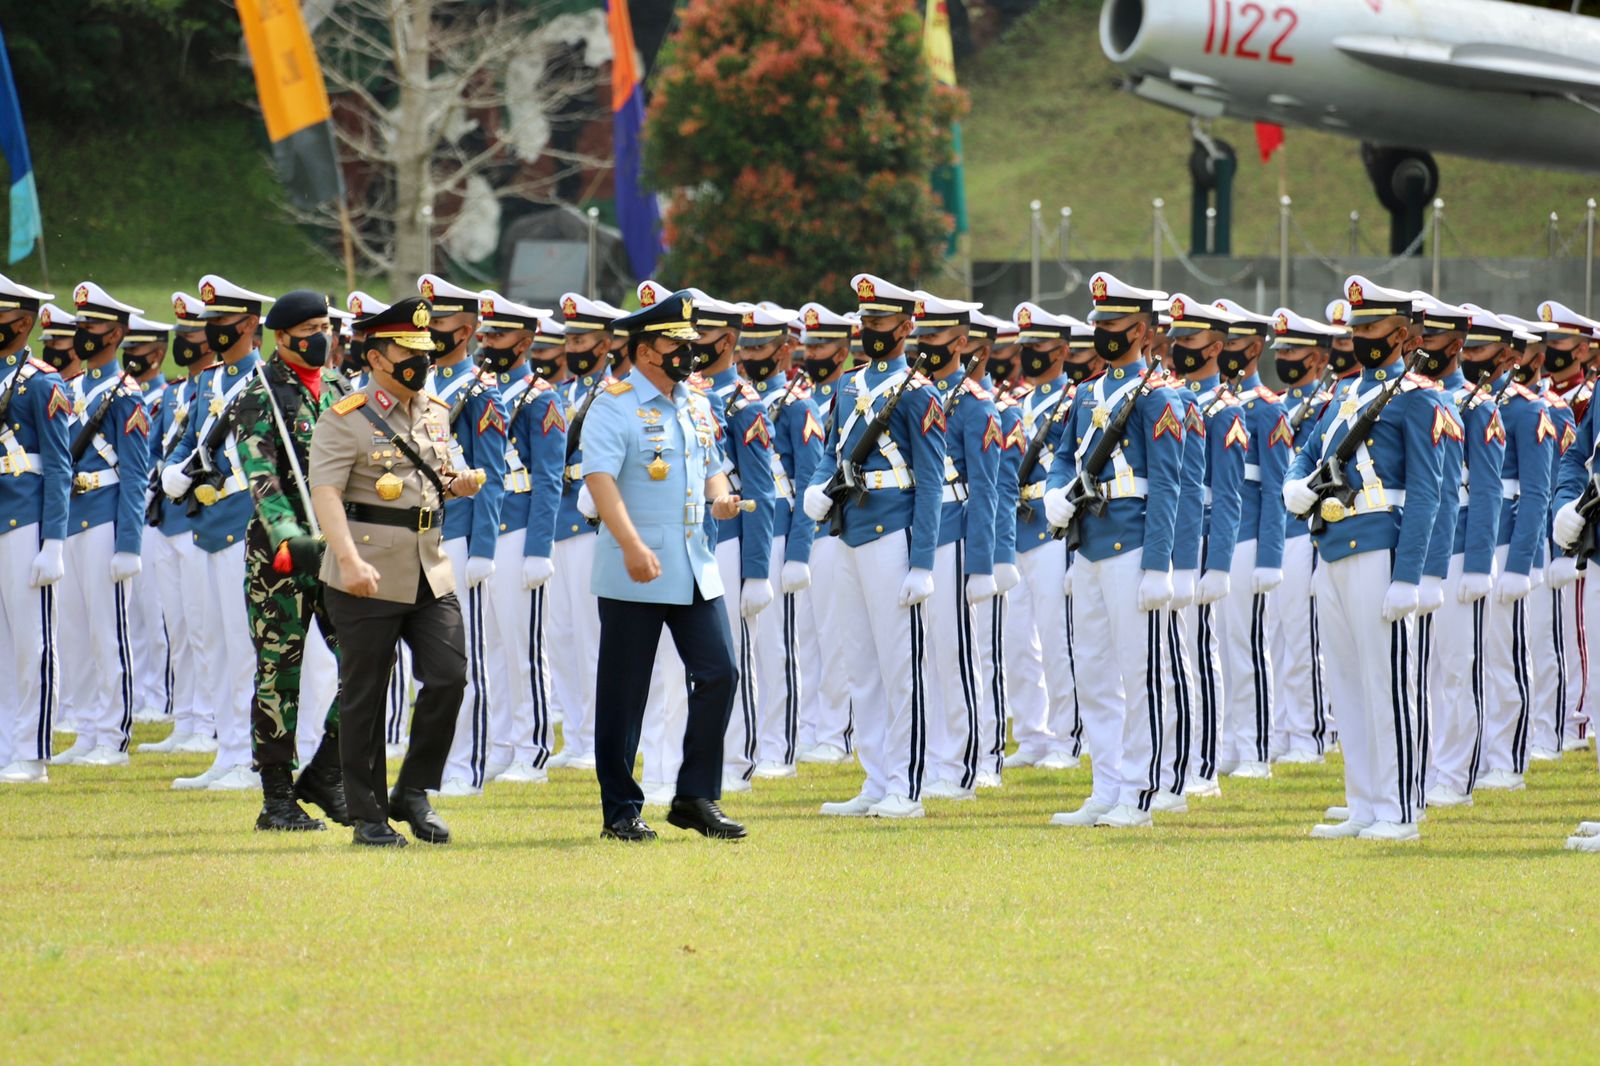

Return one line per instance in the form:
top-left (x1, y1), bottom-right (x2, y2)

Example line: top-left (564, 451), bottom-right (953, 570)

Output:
top-left (412, 304), bottom-right (430, 329)
top-left (1170, 297), bottom-right (1185, 320)
top-left (1274, 312), bottom-right (1289, 333)
top-left (804, 308), bottom-right (820, 328)
top-left (173, 296), bottom-right (186, 317)
top-left (74, 284), bottom-right (89, 307)
top-left (200, 281), bottom-right (216, 304)
top-left (481, 297), bottom-right (495, 319)
top-left (420, 279), bottom-right (435, 301)
top-left (742, 310), bottom-right (756, 327)
top-left (350, 296), bottom-right (364, 316)
top-left (914, 299), bottom-right (925, 317)
top-left (1540, 303), bottom-right (1554, 322)
top-left (680, 297), bottom-right (692, 320)
top-left (1091, 276), bottom-right (1109, 301)
top-left (562, 296), bottom-right (578, 317)
top-left (640, 283), bottom-right (658, 307)
top-left (1330, 300), bottom-right (1346, 323)
top-left (39, 309), bottom-right (51, 328)
top-left (1017, 307), bottom-right (1032, 328)
top-left (856, 277), bottom-right (876, 301)
top-left (1347, 280), bottom-right (1364, 305)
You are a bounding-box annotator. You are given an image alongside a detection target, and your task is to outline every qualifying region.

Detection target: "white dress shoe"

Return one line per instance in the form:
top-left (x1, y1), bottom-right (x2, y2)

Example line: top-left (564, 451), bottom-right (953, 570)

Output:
top-left (973, 769), bottom-right (1002, 789)
top-left (1095, 803), bottom-right (1153, 828)
top-left (173, 763), bottom-right (226, 790)
top-left (921, 779), bottom-right (975, 801)
top-left (1150, 790), bottom-right (1188, 813)
top-left (436, 777), bottom-right (481, 797)
top-left (1035, 751), bottom-right (1081, 771)
top-left (641, 785), bottom-right (675, 807)
top-left (384, 743), bottom-right (407, 760)
top-left (1528, 747), bottom-right (1560, 762)
top-left (1310, 819), bottom-right (1372, 839)
top-left (132, 708), bottom-right (166, 725)
top-left (752, 760), bottom-right (797, 779)
top-left (138, 730), bottom-right (190, 754)
top-left (51, 736), bottom-right (95, 764)
top-left (173, 733), bottom-right (218, 754)
top-left (1184, 776), bottom-right (1221, 798)
top-left (1562, 736), bottom-right (1592, 752)
top-left (546, 749), bottom-right (577, 769)
top-left (1565, 834), bottom-right (1600, 852)
top-left (1276, 749), bottom-right (1323, 764)
top-left (1476, 769), bottom-right (1525, 790)
top-left (494, 761), bottom-right (549, 784)
top-left (721, 775), bottom-right (753, 794)
top-left (0, 759), bottom-right (48, 783)
top-left (1217, 758), bottom-right (1240, 776)
top-left (798, 743), bottom-right (848, 764)
top-left (1424, 786), bottom-right (1472, 807)
top-left (1228, 760), bottom-right (1271, 779)
top-left (1324, 805), bottom-right (1350, 821)
top-left (80, 746), bottom-right (130, 767)
top-left (1572, 821), bottom-right (1600, 837)
top-left (206, 765), bottom-right (260, 791)
top-left (820, 793), bottom-right (879, 817)
top-left (1050, 799), bottom-right (1112, 827)
top-left (483, 756), bottom-right (513, 782)
top-left (1002, 749), bottom-right (1044, 769)
top-left (867, 794), bottom-right (925, 819)
top-left (565, 753), bottom-right (597, 771)
top-left (1358, 820), bottom-right (1421, 841)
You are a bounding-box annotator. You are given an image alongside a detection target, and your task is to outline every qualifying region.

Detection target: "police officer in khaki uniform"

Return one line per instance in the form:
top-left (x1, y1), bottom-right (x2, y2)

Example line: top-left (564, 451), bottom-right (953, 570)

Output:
top-left (308, 296), bottom-right (481, 847)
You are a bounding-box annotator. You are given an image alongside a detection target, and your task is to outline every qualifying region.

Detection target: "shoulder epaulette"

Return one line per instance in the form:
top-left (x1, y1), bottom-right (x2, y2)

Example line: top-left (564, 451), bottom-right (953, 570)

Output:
top-left (1252, 384), bottom-right (1281, 403)
top-left (994, 391), bottom-right (1018, 410)
top-left (964, 380), bottom-right (992, 402)
top-left (909, 371), bottom-right (934, 388)
top-left (1403, 372), bottom-right (1434, 388)
top-left (1545, 391), bottom-right (1570, 411)
top-left (1508, 381), bottom-right (1540, 402)
top-left (25, 357), bottom-right (52, 374)
top-left (604, 380), bottom-right (633, 396)
top-left (686, 372), bottom-right (711, 393)
top-left (530, 376), bottom-right (554, 394)
top-left (1009, 382), bottom-right (1033, 401)
top-left (332, 391), bottom-right (368, 415)
top-left (430, 393), bottom-right (449, 407)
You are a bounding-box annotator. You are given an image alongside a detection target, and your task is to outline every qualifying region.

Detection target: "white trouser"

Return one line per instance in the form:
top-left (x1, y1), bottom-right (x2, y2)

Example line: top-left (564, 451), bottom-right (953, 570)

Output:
top-left (802, 534), bottom-right (853, 753)
top-left (1181, 600), bottom-right (1224, 782)
top-left (130, 532), bottom-right (169, 717)
top-left (441, 537), bottom-right (497, 784)
top-left (60, 525), bottom-right (133, 752)
top-left (1218, 539), bottom-right (1274, 765)
top-left (925, 541), bottom-right (981, 788)
top-left (971, 588), bottom-right (1009, 778)
top-left (752, 535), bottom-right (802, 765)
top-left (0, 525), bottom-right (56, 765)
top-left (1483, 547), bottom-right (1534, 775)
top-left (1010, 542), bottom-right (1077, 758)
top-left (1071, 551), bottom-right (1165, 810)
top-left (149, 532), bottom-right (194, 732)
top-left (1158, 606), bottom-right (1194, 793)
top-left (296, 614), bottom-right (337, 765)
top-left (175, 535), bottom-right (214, 740)
top-left (830, 533), bottom-right (928, 801)
top-left (1427, 554), bottom-right (1491, 795)
top-left (385, 642), bottom-right (413, 744)
top-left (717, 537), bottom-right (760, 781)
top-left (549, 533), bottom-right (599, 758)
top-left (484, 528), bottom-right (549, 774)
top-left (1528, 573), bottom-right (1574, 753)
top-left (1272, 535), bottom-right (1327, 756)
top-left (1315, 550), bottom-right (1421, 825)
top-left (205, 542), bottom-right (253, 768)
top-left (640, 635), bottom-right (690, 790)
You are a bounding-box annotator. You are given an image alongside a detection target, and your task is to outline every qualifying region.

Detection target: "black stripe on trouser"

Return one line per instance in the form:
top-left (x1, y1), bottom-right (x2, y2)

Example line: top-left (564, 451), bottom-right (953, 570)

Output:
top-left (1415, 614), bottom-right (1432, 808)
top-left (1197, 604), bottom-right (1219, 779)
top-left (114, 582), bottom-right (133, 752)
top-left (1467, 598), bottom-right (1486, 791)
top-left (739, 618), bottom-right (757, 779)
top-left (1064, 591), bottom-right (1083, 756)
top-left (529, 585), bottom-right (549, 769)
top-left (842, 700), bottom-right (854, 753)
top-left (385, 643), bottom-right (406, 743)
top-left (1249, 592), bottom-right (1270, 762)
top-left (1510, 598), bottom-right (1531, 773)
top-left (1552, 587), bottom-right (1567, 742)
top-left (467, 586), bottom-right (488, 786)
top-left (1309, 593), bottom-right (1327, 754)
top-left (1166, 610), bottom-right (1191, 791)
top-left (988, 596), bottom-right (1007, 774)
top-left (953, 542), bottom-right (980, 790)
top-left (161, 618), bottom-right (174, 716)
top-left (782, 593), bottom-right (799, 765)
top-left (907, 601), bottom-right (927, 801)
top-left (1138, 608), bottom-right (1165, 812)
top-left (36, 585), bottom-right (55, 760)
top-left (1388, 620), bottom-right (1415, 824)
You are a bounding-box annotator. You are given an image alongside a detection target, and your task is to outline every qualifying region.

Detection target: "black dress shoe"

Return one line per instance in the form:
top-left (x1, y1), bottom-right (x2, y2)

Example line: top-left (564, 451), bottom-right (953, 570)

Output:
top-left (256, 764), bottom-right (325, 832)
top-left (294, 731), bottom-right (351, 826)
top-left (667, 797), bottom-right (747, 840)
top-left (600, 815), bottom-right (657, 842)
top-left (352, 820), bottom-right (407, 847)
top-left (389, 786), bottom-right (451, 844)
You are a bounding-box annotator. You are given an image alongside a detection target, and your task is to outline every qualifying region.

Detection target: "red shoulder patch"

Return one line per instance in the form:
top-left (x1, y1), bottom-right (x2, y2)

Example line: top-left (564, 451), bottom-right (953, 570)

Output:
top-left (46, 384), bottom-right (70, 420)
top-left (1267, 413), bottom-right (1293, 448)
top-left (742, 413), bottom-right (772, 449)
top-left (1184, 405), bottom-right (1206, 439)
top-left (478, 403), bottom-right (505, 437)
top-left (123, 406), bottom-right (150, 438)
top-left (981, 415), bottom-right (1003, 451)
top-left (1561, 421), bottom-right (1578, 455)
top-left (801, 409), bottom-right (825, 444)
top-left (1152, 405), bottom-right (1183, 442)
top-left (1536, 410), bottom-right (1557, 445)
top-left (920, 395), bottom-right (946, 435)
top-left (1486, 410), bottom-right (1506, 446)
top-left (540, 402), bottom-right (565, 436)
top-left (1223, 415), bottom-right (1248, 449)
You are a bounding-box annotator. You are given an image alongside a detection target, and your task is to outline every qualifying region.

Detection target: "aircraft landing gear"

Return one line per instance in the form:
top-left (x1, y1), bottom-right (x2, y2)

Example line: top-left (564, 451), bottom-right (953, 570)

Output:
top-left (1362, 144), bottom-right (1439, 256)
top-left (1189, 123), bottom-right (1236, 256)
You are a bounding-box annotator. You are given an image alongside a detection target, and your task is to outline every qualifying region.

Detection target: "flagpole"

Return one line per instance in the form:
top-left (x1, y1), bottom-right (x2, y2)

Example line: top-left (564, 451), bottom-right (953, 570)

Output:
top-left (34, 232), bottom-right (48, 291)
top-left (338, 197), bottom-right (356, 295)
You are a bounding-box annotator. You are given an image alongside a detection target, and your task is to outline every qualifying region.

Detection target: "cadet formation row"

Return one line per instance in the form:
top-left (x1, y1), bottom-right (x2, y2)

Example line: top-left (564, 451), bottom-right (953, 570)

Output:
top-left (0, 266), bottom-right (1598, 850)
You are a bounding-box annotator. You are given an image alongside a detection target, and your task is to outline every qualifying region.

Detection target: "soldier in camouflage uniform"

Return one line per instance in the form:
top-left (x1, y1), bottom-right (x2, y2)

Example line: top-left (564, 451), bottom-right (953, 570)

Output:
top-left (234, 291), bottom-right (351, 831)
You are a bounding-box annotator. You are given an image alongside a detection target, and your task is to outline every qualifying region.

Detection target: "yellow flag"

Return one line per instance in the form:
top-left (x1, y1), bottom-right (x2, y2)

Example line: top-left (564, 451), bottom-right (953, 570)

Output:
top-left (923, 0), bottom-right (957, 88)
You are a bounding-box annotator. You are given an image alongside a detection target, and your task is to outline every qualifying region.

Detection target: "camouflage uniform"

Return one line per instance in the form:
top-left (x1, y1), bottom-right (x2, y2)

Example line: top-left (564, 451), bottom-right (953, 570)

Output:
top-left (233, 355), bottom-right (348, 768)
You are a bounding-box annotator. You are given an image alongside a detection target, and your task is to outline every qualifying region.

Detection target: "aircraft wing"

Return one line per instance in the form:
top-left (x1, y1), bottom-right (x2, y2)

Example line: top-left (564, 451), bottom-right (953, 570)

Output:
top-left (1334, 36), bottom-right (1600, 99)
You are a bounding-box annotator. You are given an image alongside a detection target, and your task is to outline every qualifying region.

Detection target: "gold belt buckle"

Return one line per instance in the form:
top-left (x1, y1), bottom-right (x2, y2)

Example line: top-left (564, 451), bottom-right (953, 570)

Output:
top-left (2, 455), bottom-right (20, 476)
top-left (1319, 498), bottom-right (1348, 524)
top-left (72, 472), bottom-right (90, 492)
top-left (417, 508), bottom-right (434, 533)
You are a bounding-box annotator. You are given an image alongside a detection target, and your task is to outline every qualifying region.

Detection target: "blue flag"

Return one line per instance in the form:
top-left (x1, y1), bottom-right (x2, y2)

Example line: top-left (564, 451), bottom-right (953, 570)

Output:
top-left (0, 27), bottom-right (40, 264)
top-left (607, 0), bottom-right (661, 281)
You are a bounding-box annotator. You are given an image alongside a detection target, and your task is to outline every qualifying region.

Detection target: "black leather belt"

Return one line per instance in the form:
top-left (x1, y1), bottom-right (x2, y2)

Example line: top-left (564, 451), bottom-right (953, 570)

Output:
top-left (344, 501), bottom-right (437, 532)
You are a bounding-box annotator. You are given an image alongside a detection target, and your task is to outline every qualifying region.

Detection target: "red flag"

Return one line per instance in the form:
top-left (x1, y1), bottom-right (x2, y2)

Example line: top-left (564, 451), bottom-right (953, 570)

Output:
top-left (1255, 122), bottom-right (1285, 163)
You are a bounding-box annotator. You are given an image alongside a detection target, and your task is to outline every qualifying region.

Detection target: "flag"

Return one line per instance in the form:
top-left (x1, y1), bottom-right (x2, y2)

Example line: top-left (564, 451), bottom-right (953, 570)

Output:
top-left (924, 0), bottom-right (967, 256)
top-left (608, 0), bottom-right (663, 281)
top-left (1255, 121), bottom-right (1285, 164)
top-left (236, 0), bottom-right (344, 210)
top-left (0, 28), bottom-right (41, 264)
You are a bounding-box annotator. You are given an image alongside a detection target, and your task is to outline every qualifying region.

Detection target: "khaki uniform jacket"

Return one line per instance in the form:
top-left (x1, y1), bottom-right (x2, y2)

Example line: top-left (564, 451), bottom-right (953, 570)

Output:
top-left (308, 380), bottom-right (456, 604)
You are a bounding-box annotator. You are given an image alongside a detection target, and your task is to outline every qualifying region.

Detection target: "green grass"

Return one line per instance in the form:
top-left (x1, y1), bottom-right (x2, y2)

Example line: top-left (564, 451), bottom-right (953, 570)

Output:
top-left (962, 0), bottom-right (1600, 262)
top-left (4, 724), bottom-right (1599, 1061)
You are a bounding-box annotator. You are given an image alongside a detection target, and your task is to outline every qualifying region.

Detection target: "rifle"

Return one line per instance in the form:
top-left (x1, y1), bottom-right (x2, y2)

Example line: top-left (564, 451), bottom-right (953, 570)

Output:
top-left (1014, 382), bottom-right (1075, 523)
top-left (1052, 367), bottom-right (1159, 548)
top-left (145, 387), bottom-right (196, 525)
top-left (1293, 354), bottom-right (1422, 535)
top-left (1288, 368), bottom-right (1336, 434)
top-left (178, 391), bottom-right (238, 516)
top-left (69, 372), bottom-right (129, 472)
top-left (565, 377), bottom-right (605, 466)
top-left (766, 367), bottom-right (812, 422)
top-left (818, 350), bottom-right (934, 536)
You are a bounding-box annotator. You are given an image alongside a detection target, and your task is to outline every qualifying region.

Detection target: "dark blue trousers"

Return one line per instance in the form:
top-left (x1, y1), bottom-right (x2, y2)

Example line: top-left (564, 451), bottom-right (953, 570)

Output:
top-left (594, 589), bottom-right (738, 825)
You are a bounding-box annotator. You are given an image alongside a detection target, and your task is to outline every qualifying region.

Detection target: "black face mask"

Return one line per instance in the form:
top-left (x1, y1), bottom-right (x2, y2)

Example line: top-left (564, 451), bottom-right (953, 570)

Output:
top-left (659, 344), bottom-right (695, 382)
top-left (916, 339), bottom-right (958, 372)
top-left (690, 341), bottom-right (720, 370)
top-left (0, 319), bottom-right (19, 350)
top-left (1021, 345), bottom-right (1059, 379)
top-left (478, 344), bottom-right (521, 374)
top-left (73, 327), bottom-right (104, 361)
top-left (173, 336), bottom-right (207, 368)
top-left (858, 326), bottom-right (899, 359)
top-left (1171, 341), bottom-right (1211, 376)
top-left (429, 326), bottom-right (461, 360)
top-left (742, 357), bottom-right (779, 383)
top-left (1062, 357), bottom-right (1095, 384)
top-left (566, 346), bottom-right (603, 378)
top-left (205, 320), bottom-right (241, 354)
top-left (1274, 356), bottom-right (1312, 385)
top-left (802, 356), bottom-right (839, 382)
top-left (1093, 325), bottom-right (1134, 361)
top-left (285, 330), bottom-right (330, 368)
top-left (41, 344), bottom-right (73, 371)
top-left (1329, 346), bottom-right (1355, 375)
top-left (120, 349), bottom-right (155, 377)
top-left (1546, 344), bottom-right (1578, 377)
top-left (342, 337), bottom-right (366, 375)
top-left (986, 357), bottom-right (1016, 382)
top-left (1414, 344), bottom-right (1455, 380)
top-left (1351, 330), bottom-right (1400, 370)
top-left (1511, 358), bottom-right (1538, 384)
top-left (1219, 343), bottom-right (1254, 379)
top-left (528, 355), bottom-right (563, 380)
top-left (1460, 352), bottom-right (1498, 382)
top-left (385, 350), bottom-right (431, 389)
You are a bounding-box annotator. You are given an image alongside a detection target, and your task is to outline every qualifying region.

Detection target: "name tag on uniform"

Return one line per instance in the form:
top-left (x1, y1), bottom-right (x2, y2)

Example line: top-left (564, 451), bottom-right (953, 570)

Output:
top-left (428, 424), bottom-right (447, 442)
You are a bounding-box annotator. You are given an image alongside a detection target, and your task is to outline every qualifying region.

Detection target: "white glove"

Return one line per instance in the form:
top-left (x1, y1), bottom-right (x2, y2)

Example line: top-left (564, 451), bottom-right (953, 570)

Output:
top-left (1553, 500), bottom-right (1586, 550)
top-left (1548, 555), bottom-right (1581, 590)
top-left (740, 577), bottom-right (774, 618)
top-left (1137, 568), bottom-right (1173, 612)
top-left (161, 463), bottom-right (194, 500)
top-left (1043, 486), bottom-right (1075, 528)
top-left (1169, 570), bottom-right (1197, 610)
top-left (1496, 572), bottom-right (1532, 604)
top-left (1417, 575), bottom-right (1445, 616)
top-left (1458, 571), bottom-right (1493, 604)
top-left (1530, 567), bottom-right (1545, 589)
top-left (29, 539), bottom-right (63, 588)
top-left (577, 483), bottom-right (597, 520)
top-left (1196, 569), bottom-right (1231, 605)
top-left (780, 561), bottom-right (811, 594)
top-left (110, 552), bottom-right (141, 583)
top-left (802, 483), bottom-right (831, 522)
top-left (520, 556), bottom-right (553, 591)
top-left (993, 562), bottom-right (1021, 593)
top-left (463, 556), bottom-right (494, 588)
top-left (1252, 567), bottom-right (1284, 595)
top-left (966, 573), bottom-right (998, 604)
top-left (1283, 476), bottom-right (1317, 516)
top-left (899, 567), bottom-right (935, 608)
top-left (1380, 580), bottom-right (1419, 623)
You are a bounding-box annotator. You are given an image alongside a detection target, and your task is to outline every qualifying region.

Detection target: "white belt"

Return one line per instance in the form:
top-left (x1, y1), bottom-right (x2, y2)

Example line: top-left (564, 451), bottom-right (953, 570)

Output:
top-left (862, 466), bottom-right (914, 490)
top-left (942, 483), bottom-right (968, 504)
top-left (73, 469), bottom-right (119, 492)
top-left (1099, 474), bottom-right (1148, 500)
top-left (0, 452), bottom-right (41, 476)
top-left (504, 470), bottom-right (532, 494)
top-left (1203, 486), bottom-right (1213, 507)
top-left (1243, 463), bottom-right (1261, 483)
top-left (1019, 481), bottom-right (1047, 501)
top-left (1458, 485), bottom-right (1470, 508)
top-left (563, 463), bottom-right (583, 481)
top-left (1350, 488), bottom-right (1406, 516)
top-left (1502, 478), bottom-right (1520, 500)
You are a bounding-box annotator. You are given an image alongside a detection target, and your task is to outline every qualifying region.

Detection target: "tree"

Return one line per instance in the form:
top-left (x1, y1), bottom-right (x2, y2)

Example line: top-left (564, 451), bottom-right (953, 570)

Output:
top-left (642, 0), bottom-right (963, 307)
top-left (303, 0), bottom-right (615, 291)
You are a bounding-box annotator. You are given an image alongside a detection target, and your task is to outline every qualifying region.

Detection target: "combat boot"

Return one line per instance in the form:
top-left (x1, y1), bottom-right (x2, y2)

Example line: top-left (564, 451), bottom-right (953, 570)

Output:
top-left (295, 730), bottom-right (350, 825)
top-left (255, 764), bottom-right (325, 832)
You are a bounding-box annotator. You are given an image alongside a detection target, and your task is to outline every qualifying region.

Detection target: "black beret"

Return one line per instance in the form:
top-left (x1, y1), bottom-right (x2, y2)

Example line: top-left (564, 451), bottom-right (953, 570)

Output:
top-left (264, 289), bottom-right (332, 331)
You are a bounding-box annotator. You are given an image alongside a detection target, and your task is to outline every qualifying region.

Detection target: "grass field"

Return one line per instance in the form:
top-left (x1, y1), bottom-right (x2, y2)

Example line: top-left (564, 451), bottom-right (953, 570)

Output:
top-left (4, 724), bottom-right (1599, 1062)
